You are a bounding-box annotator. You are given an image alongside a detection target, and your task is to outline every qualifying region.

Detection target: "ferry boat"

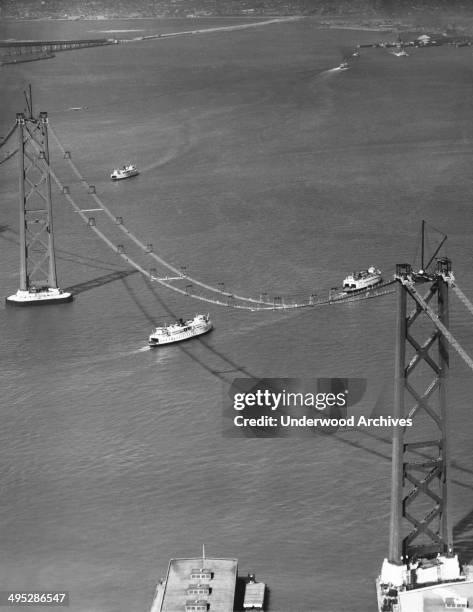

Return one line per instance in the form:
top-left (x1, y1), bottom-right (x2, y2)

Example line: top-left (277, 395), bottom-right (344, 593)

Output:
top-left (392, 49), bottom-right (409, 57)
top-left (110, 164), bottom-right (139, 181)
top-left (6, 287), bottom-right (73, 306)
top-left (342, 266), bottom-right (382, 293)
top-left (148, 314), bottom-right (212, 346)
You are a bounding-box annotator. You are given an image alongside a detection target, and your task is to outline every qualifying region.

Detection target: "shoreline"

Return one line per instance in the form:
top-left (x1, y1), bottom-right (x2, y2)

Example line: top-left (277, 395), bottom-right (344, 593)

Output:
top-left (2, 15), bottom-right (472, 51)
top-left (0, 15), bottom-right (274, 23)
top-left (2, 15), bottom-right (472, 37)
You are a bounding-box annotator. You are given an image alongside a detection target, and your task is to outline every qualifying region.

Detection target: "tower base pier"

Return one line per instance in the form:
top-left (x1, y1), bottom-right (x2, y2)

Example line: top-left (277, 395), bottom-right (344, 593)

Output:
top-left (377, 557), bottom-right (473, 611)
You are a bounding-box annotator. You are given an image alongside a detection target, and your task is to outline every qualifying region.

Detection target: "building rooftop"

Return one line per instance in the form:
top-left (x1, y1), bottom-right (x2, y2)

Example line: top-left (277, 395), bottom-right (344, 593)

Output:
top-left (156, 557), bottom-right (238, 612)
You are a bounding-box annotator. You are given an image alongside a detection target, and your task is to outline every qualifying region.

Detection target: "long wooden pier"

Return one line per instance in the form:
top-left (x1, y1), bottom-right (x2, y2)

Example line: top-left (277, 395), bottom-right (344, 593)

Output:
top-left (0, 38), bottom-right (116, 62)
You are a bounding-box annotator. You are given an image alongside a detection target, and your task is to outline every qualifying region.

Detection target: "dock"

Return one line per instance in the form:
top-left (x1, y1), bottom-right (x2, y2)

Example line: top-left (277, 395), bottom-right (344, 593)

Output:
top-left (0, 38), bottom-right (115, 64)
top-left (150, 556), bottom-right (238, 612)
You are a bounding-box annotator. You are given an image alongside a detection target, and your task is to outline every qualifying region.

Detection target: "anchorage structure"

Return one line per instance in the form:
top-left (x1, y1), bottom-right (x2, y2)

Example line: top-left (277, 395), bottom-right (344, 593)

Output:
top-left (6, 111), bottom-right (71, 305)
top-left (377, 258), bottom-right (473, 612)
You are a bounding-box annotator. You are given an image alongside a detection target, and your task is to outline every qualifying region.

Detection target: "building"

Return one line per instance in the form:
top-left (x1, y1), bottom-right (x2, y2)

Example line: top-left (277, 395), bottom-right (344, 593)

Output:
top-left (150, 554), bottom-right (238, 612)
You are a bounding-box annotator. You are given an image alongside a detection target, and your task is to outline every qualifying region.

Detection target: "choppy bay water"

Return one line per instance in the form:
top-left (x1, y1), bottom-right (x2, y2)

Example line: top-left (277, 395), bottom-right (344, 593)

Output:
top-left (1, 17), bottom-right (473, 612)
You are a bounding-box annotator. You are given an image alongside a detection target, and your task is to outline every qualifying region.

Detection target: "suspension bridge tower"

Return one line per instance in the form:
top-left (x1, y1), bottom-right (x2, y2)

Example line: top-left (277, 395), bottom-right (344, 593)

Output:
top-left (6, 111), bottom-right (72, 305)
top-left (376, 258), bottom-right (473, 611)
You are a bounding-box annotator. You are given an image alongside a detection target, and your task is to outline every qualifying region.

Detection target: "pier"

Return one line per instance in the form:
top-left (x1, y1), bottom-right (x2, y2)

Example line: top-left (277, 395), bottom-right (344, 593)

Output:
top-left (150, 556), bottom-right (238, 612)
top-left (0, 38), bottom-right (115, 64)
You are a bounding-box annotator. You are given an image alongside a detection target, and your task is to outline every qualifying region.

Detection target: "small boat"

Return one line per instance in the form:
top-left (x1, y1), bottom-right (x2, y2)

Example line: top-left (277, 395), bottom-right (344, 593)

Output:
top-left (392, 38), bottom-right (409, 57)
top-left (110, 164), bottom-right (139, 181)
top-left (149, 313), bottom-right (212, 346)
top-left (342, 266), bottom-right (383, 292)
top-left (243, 574), bottom-right (265, 610)
top-left (337, 60), bottom-right (349, 70)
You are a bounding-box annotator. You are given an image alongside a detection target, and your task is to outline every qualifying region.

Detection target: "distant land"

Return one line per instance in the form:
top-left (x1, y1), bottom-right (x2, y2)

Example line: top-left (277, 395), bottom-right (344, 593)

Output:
top-left (2, 0), bottom-right (473, 34)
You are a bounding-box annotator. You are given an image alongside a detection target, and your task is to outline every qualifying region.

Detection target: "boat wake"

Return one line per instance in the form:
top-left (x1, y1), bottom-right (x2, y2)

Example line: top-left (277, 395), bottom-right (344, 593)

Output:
top-left (139, 146), bottom-right (189, 173)
top-left (320, 65), bottom-right (349, 77)
top-left (121, 346), bottom-right (175, 366)
top-left (99, 346), bottom-right (152, 359)
top-left (139, 123), bottom-right (197, 174)
top-left (326, 64), bottom-right (349, 73)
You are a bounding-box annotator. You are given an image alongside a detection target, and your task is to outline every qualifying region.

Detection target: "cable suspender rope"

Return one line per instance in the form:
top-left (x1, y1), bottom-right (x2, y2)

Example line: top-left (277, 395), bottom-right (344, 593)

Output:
top-left (25, 133), bottom-right (306, 310)
top-left (48, 124), bottom-right (281, 307)
top-left (0, 122), bottom-right (19, 149)
top-left (0, 148), bottom-right (19, 165)
top-left (32, 122), bottom-right (395, 311)
top-left (401, 278), bottom-right (473, 373)
top-left (43, 159), bottom-right (260, 309)
top-left (48, 125), bottom-right (397, 310)
top-left (0, 122), bottom-right (19, 164)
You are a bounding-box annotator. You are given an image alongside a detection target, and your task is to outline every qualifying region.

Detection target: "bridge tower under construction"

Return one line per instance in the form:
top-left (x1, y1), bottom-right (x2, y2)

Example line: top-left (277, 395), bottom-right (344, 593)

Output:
top-left (377, 259), bottom-right (473, 612)
top-left (6, 111), bottom-right (72, 305)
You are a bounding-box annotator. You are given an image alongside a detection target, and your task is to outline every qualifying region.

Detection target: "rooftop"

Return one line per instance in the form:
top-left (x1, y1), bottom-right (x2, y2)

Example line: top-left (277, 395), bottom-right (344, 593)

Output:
top-left (157, 557), bottom-right (238, 612)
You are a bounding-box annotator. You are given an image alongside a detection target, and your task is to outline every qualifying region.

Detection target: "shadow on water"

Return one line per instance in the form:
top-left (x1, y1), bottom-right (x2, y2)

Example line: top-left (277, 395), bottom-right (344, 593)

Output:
top-left (119, 275), bottom-right (473, 486)
top-left (55, 251), bottom-right (126, 272)
top-left (233, 577), bottom-right (245, 612)
top-left (334, 424), bottom-right (473, 561)
top-left (120, 273), bottom-right (473, 556)
top-left (0, 225), bottom-right (127, 272)
top-left (263, 585), bottom-right (270, 612)
top-left (453, 508), bottom-right (473, 563)
top-left (329, 381), bottom-right (473, 488)
top-left (120, 275), bottom-right (257, 381)
top-left (333, 426), bottom-right (473, 491)
top-left (0, 227), bottom-right (18, 246)
top-left (64, 269), bottom-right (138, 295)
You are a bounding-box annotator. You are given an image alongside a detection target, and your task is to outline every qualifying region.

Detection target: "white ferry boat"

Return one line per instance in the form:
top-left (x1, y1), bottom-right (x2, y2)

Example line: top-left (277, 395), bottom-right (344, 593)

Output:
top-left (342, 266), bottom-right (382, 293)
top-left (392, 49), bottom-right (409, 57)
top-left (149, 314), bottom-right (212, 346)
top-left (6, 287), bottom-right (73, 306)
top-left (110, 164), bottom-right (139, 181)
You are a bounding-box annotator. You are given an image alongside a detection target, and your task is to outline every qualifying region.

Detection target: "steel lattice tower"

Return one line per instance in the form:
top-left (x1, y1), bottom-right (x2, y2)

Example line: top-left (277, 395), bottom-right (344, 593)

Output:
top-left (6, 111), bottom-right (71, 304)
top-left (389, 258), bottom-right (453, 564)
